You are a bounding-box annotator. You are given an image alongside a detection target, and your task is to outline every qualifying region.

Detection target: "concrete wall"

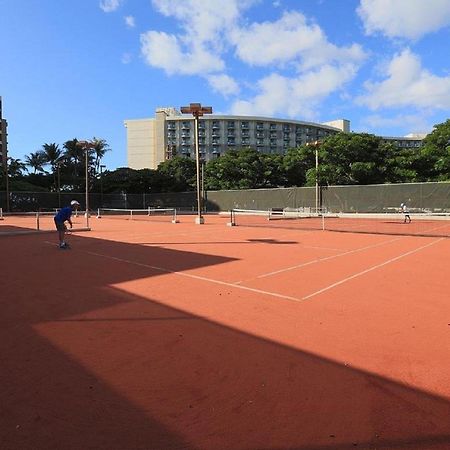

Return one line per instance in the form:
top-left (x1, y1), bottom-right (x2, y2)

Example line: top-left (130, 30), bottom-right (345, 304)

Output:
top-left (124, 118), bottom-right (155, 169)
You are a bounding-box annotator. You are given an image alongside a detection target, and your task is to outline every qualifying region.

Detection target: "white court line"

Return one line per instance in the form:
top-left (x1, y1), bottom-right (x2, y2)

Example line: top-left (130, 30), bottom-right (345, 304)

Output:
top-left (76, 247), bottom-right (304, 303)
top-left (235, 236), bottom-right (403, 283)
top-left (301, 238), bottom-right (444, 300)
top-left (43, 236), bottom-right (444, 305)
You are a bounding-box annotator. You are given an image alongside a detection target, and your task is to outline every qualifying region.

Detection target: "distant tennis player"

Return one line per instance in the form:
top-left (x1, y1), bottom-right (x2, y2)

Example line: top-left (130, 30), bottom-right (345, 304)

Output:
top-left (54, 200), bottom-right (80, 249)
top-left (400, 203), bottom-right (411, 223)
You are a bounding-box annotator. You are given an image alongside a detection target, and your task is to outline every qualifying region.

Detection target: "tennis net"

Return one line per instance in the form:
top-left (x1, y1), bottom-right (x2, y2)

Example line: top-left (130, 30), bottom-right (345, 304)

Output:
top-left (229, 208), bottom-right (450, 238)
top-left (97, 207), bottom-right (178, 223)
top-left (0, 210), bottom-right (90, 234)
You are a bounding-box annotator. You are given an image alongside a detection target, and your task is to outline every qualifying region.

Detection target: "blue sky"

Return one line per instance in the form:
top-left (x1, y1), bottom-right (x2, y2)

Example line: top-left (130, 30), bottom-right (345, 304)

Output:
top-left (1, 0), bottom-right (450, 170)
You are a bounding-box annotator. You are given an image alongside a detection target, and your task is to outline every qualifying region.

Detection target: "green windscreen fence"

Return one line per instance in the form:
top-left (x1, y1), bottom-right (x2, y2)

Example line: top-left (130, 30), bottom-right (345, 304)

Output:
top-left (323, 183), bottom-right (450, 213)
top-left (1, 182), bottom-right (449, 213)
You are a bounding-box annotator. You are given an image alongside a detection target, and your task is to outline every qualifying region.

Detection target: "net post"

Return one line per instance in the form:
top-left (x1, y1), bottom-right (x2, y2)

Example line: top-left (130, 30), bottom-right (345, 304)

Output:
top-left (130, 209), bottom-right (133, 220)
top-left (97, 208), bottom-right (101, 218)
top-left (36, 211), bottom-right (40, 230)
top-left (227, 209), bottom-right (235, 226)
top-left (171, 208), bottom-right (179, 224)
top-left (0, 207), bottom-right (3, 220)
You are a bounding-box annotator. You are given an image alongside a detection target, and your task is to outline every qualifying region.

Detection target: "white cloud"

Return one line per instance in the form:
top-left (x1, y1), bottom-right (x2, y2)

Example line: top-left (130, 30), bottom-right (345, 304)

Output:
top-left (206, 74), bottom-right (240, 97)
top-left (362, 113), bottom-right (432, 134)
top-left (151, 0), bottom-right (250, 48)
top-left (125, 16), bottom-right (135, 28)
top-left (357, 49), bottom-right (450, 110)
top-left (230, 11), bottom-right (365, 69)
top-left (139, 0), bottom-right (254, 76)
top-left (140, 1), bottom-right (364, 116)
top-left (230, 64), bottom-right (358, 119)
top-left (99, 0), bottom-right (122, 13)
top-left (140, 31), bottom-right (224, 75)
top-left (357, 0), bottom-right (450, 40)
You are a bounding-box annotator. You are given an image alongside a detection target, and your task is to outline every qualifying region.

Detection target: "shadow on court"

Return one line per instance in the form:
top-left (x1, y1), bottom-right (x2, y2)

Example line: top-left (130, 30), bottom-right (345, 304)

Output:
top-left (1, 232), bottom-right (450, 450)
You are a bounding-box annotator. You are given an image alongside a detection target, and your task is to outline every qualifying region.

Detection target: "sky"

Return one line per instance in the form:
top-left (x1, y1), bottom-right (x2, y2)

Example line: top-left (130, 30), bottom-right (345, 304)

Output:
top-left (1, 0), bottom-right (450, 170)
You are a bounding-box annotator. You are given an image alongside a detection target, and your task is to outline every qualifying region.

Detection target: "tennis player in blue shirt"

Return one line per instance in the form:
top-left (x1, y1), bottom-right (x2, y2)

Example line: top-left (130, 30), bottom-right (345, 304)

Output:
top-left (54, 200), bottom-right (80, 249)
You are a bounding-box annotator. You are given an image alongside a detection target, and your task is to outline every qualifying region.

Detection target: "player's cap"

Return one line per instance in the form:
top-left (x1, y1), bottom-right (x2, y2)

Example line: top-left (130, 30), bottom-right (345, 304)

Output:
top-left (71, 200), bottom-right (80, 206)
top-left (400, 203), bottom-right (404, 206)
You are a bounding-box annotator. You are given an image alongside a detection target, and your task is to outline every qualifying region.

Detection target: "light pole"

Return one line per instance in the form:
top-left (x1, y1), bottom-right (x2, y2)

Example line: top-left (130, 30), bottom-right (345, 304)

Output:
top-left (4, 156), bottom-right (10, 212)
top-left (306, 140), bottom-right (320, 213)
top-left (201, 159), bottom-right (206, 213)
top-left (180, 103), bottom-right (213, 224)
top-left (315, 141), bottom-right (319, 213)
top-left (77, 140), bottom-right (96, 229)
top-left (100, 164), bottom-right (106, 207)
top-left (56, 162), bottom-right (62, 208)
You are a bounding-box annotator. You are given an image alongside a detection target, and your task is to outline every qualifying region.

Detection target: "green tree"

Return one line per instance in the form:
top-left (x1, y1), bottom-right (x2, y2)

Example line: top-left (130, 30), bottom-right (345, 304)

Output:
top-left (382, 142), bottom-right (419, 183)
top-left (205, 148), bottom-right (275, 190)
top-left (418, 119), bottom-right (450, 181)
top-left (99, 168), bottom-right (166, 194)
top-left (283, 145), bottom-right (312, 186)
top-left (258, 153), bottom-right (287, 187)
top-left (24, 151), bottom-right (47, 174)
top-left (91, 137), bottom-right (110, 173)
top-left (63, 139), bottom-right (84, 178)
top-left (7, 157), bottom-right (27, 177)
top-left (42, 143), bottom-right (63, 190)
top-left (313, 133), bottom-right (385, 186)
top-left (157, 156), bottom-right (196, 191)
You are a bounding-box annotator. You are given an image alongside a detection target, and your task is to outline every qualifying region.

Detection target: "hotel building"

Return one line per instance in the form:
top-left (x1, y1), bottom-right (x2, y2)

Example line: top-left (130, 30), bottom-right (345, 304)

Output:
top-left (124, 107), bottom-right (424, 170)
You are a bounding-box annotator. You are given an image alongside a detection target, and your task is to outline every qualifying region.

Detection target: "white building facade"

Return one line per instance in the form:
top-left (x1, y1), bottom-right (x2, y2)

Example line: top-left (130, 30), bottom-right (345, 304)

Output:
top-left (125, 107), bottom-right (424, 170)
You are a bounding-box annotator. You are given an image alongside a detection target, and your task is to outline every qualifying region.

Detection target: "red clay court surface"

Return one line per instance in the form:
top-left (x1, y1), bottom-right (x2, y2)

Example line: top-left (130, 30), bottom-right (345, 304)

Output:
top-left (1, 213), bottom-right (450, 450)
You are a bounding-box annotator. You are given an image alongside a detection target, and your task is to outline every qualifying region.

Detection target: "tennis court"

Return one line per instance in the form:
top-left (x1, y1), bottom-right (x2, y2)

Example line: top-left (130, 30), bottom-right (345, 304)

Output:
top-left (1, 211), bottom-right (450, 450)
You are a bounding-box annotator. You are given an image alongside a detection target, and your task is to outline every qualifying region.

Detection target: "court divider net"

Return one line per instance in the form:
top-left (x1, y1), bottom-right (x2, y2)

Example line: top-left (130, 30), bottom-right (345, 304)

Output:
top-left (228, 208), bottom-right (450, 238)
top-left (96, 207), bottom-right (178, 223)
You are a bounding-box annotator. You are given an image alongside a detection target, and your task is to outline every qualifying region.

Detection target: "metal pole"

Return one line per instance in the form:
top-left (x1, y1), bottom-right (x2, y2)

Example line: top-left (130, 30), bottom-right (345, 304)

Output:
top-left (201, 160), bottom-right (205, 213)
top-left (85, 147), bottom-right (89, 228)
top-left (315, 144), bottom-right (319, 213)
top-left (194, 114), bottom-right (204, 224)
top-left (100, 164), bottom-right (105, 207)
top-left (57, 164), bottom-right (61, 209)
top-left (5, 157), bottom-right (10, 212)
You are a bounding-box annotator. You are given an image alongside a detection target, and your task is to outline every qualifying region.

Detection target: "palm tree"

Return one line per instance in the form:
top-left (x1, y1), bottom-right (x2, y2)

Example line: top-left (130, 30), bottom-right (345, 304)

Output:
top-left (42, 143), bottom-right (63, 189)
top-left (91, 137), bottom-right (110, 173)
top-left (42, 143), bottom-right (62, 169)
top-left (24, 151), bottom-right (46, 174)
top-left (7, 157), bottom-right (27, 177)
top-left (63, 139), bottom-right (84, 177)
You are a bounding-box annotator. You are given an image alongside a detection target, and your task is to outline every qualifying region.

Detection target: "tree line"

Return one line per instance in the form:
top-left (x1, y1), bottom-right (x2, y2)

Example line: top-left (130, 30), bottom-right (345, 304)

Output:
top-left (1, 119), bottom-right (449, 194)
